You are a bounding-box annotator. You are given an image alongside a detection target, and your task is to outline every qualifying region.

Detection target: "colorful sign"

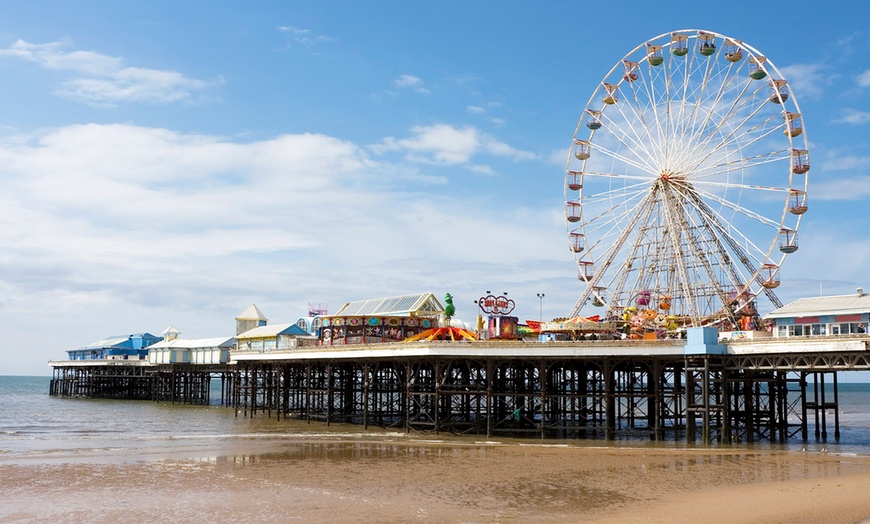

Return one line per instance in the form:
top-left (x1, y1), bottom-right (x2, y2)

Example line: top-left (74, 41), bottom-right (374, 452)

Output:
top-left (477, 294), bottom-right (516, 316)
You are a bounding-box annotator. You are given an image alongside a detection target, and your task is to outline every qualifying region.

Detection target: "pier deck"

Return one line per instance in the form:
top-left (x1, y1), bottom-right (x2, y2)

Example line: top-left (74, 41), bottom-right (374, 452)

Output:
top-left (50, 334), bottom-right (870, 444)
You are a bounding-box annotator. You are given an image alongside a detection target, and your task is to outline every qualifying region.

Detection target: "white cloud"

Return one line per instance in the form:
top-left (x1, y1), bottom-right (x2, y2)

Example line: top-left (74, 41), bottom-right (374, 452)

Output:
top-left (393, 74), bottom-right (422, 88)
top-left (0, 39), bottom-right (120, 74)
top-left (0, 124), bottom-right (566, 361)
top-left (811, 176), bottom-right (870, 201)
top-left (777, 63), bottom-right (833, 100)
top-left (392, 74), bottom-right (430, 94)
top-left (277, 26), bottom-right (334, 48)
top-left (833, 110), bottom-right (870, 125)
top-left (480, 136), bottom-right (535, 161)
top-left (371, 123), bottom-right (535, 165)
top-left (60, 67), bottom-right (212, 107)
top-left (466, 105), bottom-right (486, 114)
top-left (806, 149), bottom-right (870, 200)
top-left (823, 154), bottom-right (868, 171)
top-left (377, 124), bottom-right (479, 164)
top-left (0, 39), bottom-right (217, 107)
top-left (469, 164), bottom-right (495, 175)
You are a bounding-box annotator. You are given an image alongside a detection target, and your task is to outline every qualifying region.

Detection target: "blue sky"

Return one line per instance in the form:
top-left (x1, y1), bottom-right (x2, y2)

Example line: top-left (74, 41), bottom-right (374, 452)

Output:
top-left (2, 1), bottom-right (870, 375)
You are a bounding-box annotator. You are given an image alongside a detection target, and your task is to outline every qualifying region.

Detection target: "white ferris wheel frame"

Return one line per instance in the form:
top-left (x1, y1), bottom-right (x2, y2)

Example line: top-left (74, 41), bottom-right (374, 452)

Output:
top-left (564, 29), bottom-right (809, 326)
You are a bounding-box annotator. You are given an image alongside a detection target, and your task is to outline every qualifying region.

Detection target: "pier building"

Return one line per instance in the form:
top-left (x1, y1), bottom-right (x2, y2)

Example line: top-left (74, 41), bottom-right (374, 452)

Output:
top-left (65, 332), bottom-right (162, 361)
top-left (146, 328), bottom-right (233, 365)
top-left (766, 289), bottom-right (870, 338)
top-left (235, 322), bottom-right (316, 352)
top-left (318, 292), bottom-right (444, 346)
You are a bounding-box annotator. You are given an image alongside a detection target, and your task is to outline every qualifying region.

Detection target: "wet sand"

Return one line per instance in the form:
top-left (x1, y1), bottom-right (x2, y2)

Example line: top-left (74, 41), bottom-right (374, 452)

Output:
top-left (3, 437), bottom-right (870, 523)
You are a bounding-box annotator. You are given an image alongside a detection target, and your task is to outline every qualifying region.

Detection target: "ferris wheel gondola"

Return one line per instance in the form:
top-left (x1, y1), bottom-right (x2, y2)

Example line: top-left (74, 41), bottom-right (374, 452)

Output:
top-left (564, 29), bottom-right (809, 329)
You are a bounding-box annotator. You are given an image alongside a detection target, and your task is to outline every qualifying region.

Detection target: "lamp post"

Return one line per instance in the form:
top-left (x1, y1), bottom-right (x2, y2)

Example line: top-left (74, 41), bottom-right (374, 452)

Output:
top-left (536, 293), bottom-right (545, 322)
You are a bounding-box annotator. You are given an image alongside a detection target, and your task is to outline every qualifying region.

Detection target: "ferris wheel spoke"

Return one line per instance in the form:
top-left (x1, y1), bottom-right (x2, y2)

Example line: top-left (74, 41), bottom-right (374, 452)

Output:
top-left (691, 148), bottom-right (790, 181)
top-left (582, 193), bottom-right (649, 249)
top-left (673, 45), bottom-right (697, 143)
top-left (689, 173), bottom-right (790, 192)
top-left (678, 55), bottom-right (723, 147)
top-left (637, 66), bottom-right (670, 162)
top-left (690, 184), bottom-right (786, 229)
top-left (682, 64), bottom-right (755, 164)
top-left (581, 177), bottom-right (651, 202)
top-left (582, 193), bottom-right (647, 218)
top-left (582, 171), bottom-right (657, 183)
top-left (689, 121), bottom-right (785, 179)
top-left (672, 49), bottom-right (725, 158)
top-left (622, 77), bottom-right (672, 164)
top-left (684, 91), bottom-right (779, 172)
top-left (675, 71), bottom-right (769, 167)
top-left (580, 183), bottom-right (647, 222)
top-left (589, 140), bottom-right (659, 175)
top-left (597, 108), bottom-right (661, 173)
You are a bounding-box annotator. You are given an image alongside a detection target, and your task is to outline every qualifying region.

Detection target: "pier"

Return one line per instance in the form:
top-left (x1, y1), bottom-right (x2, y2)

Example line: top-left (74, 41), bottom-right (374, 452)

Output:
top-left (50, 360), bottom-right (232, 405)
top-left (50, 333), bottom-right (870, 444)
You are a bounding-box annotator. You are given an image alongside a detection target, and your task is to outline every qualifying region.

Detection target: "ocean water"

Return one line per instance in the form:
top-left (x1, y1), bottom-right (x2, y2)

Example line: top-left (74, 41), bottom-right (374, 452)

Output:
top-left (3, 376), bottom-right (870, 463)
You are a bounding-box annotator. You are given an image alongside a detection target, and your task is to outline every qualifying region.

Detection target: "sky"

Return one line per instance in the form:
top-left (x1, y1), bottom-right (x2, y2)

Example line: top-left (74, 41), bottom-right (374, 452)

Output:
top-left (2, 1), bottom-right (870, 376)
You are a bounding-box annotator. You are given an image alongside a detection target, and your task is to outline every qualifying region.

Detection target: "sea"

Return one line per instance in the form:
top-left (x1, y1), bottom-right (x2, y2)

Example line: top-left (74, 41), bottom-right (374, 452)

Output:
top-left (4, 375), bottom-right (870, 463)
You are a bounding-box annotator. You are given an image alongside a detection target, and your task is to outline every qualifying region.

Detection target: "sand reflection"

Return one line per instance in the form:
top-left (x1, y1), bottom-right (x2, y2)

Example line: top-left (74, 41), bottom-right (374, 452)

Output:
top-left (3, 435), bottom-right (870, 523)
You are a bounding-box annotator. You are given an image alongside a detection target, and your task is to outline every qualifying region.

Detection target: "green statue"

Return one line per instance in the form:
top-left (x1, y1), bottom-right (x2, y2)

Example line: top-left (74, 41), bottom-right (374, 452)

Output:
top-left (444, 293), bottom-right (456, 317)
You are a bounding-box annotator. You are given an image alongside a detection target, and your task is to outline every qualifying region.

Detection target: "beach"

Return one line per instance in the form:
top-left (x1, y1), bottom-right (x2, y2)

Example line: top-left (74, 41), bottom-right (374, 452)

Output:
top-left (3, 436), bottom-right (870, 523)
top-left (5, 377), bottom-right (870, 523)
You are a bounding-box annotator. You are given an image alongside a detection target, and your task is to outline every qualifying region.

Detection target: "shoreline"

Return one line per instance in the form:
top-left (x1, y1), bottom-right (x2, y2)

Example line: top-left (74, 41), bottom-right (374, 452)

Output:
top-left (3, 435), bottom-right (870, 523)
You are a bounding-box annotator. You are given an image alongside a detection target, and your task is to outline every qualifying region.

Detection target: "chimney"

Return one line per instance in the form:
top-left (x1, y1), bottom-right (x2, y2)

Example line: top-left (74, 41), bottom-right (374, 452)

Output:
top-left (858, 287), bottom-right (864, 297)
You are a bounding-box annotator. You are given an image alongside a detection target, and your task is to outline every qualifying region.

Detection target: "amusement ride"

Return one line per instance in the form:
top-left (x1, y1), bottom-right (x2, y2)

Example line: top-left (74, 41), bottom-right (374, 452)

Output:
top-left (564, 29), bottom-right (809, 338)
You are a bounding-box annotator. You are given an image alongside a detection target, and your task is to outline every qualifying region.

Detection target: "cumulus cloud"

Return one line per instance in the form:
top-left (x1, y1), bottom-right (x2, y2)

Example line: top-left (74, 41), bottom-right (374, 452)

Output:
top-left (0, 125), bottom-right (372, 252)
top-left (857, 69), bottom-right (870, 88)
top-left (0, 124), bottom-right (564, 335)
top-left (371, 123), bottom-right (535, 165)
top-left (0, 39), bottom-right (217, 107)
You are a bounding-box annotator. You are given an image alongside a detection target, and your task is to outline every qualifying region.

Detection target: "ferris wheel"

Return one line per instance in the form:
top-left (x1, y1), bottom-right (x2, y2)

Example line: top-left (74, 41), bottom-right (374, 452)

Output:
top-left (565, 29), bottom-right (809, 332)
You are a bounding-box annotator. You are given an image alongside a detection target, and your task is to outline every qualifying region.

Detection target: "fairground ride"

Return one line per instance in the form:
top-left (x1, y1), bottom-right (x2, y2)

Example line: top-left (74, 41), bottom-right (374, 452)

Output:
top-left (564, 29), bottom-right (809, 336)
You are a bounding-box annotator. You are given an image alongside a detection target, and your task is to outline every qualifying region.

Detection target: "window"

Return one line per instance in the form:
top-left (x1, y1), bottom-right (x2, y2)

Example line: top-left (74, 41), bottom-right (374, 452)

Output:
top-left (788, 325), bottom-right (804, 336)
